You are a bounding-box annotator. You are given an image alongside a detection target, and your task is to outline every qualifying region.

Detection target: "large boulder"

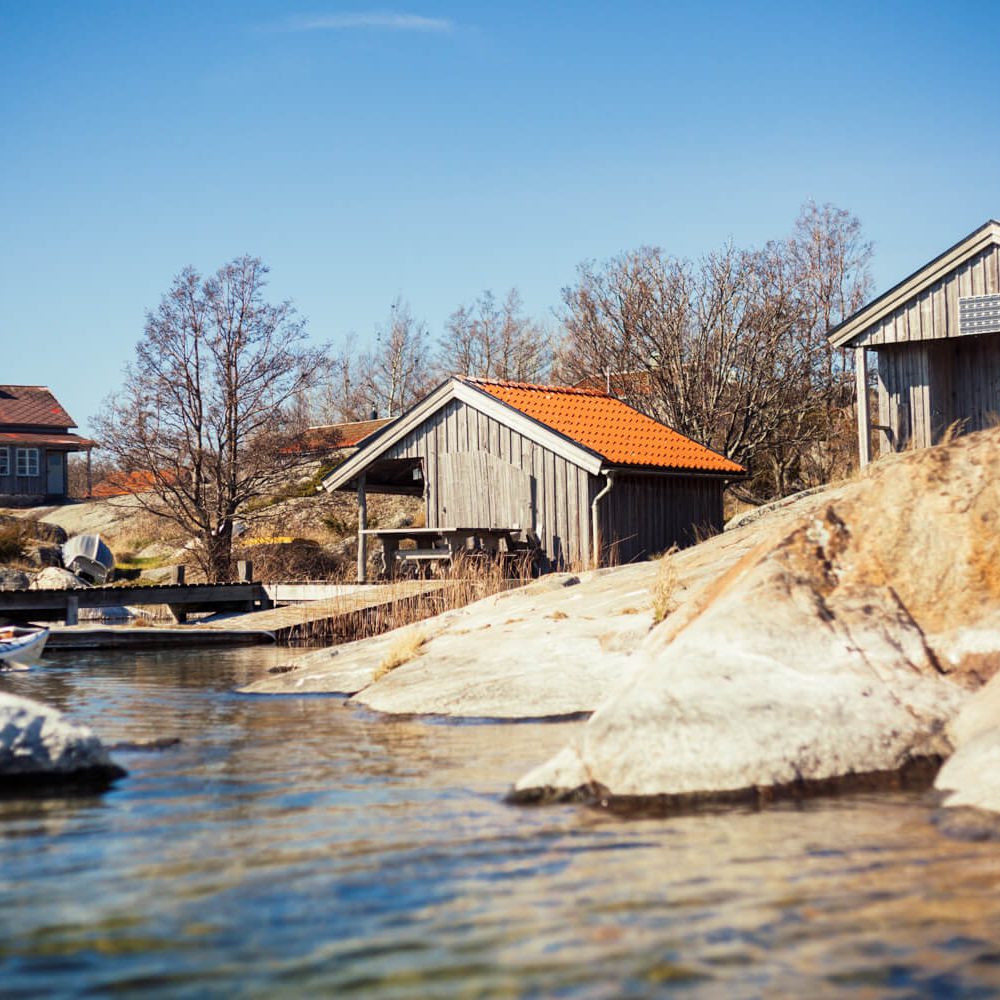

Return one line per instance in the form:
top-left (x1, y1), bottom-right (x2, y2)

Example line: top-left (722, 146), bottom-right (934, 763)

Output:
top-left (0, 691), bottom-right (126, 789)
top-left (935, 672), bottom-right (1000, 814)
top-left (242, 567), bottom-right (659, 718)
top-left (0, 568), bottom-right (31, 591)
top-left (30, 566), bottom-right (89, 590)
top-left (24, 520), bottom-right (68, 545)
top-left (23, 543), bottom-right (64, 569)
top-left (513, 429), bottom-right (1000, 808)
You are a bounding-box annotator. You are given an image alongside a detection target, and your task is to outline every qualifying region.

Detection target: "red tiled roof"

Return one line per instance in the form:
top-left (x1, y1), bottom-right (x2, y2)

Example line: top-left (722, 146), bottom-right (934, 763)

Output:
top-left (91, 470), bottom-right (158, 498)
top-left (91, 469), bottom-right (183, 497)
top-left (0, 385), bottom-right (77, 429)
top-left (302, 418), bottom-right (393, 451)
top-left (468, 378), bottom-right (744, 475)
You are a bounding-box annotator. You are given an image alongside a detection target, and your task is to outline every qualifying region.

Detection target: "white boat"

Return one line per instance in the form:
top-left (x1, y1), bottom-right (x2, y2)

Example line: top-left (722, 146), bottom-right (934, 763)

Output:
top-left (0, 626), bottom-right (50, 670)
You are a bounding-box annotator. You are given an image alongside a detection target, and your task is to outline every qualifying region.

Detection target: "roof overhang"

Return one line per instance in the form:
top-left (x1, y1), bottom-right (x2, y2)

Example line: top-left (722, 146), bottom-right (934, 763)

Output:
top-left (603, 463), bottom-right (748, 481)
top-left (322, 378), bottom-right (606, 493)
top-left (827, 219), bottom-right (1000, 349)
top-left (0, 432), bottom-right (96, 450)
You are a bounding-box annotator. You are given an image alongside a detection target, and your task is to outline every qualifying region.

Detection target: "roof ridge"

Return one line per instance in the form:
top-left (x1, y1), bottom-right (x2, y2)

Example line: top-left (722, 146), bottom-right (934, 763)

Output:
top-left (462, 376), bottom-right (609, 397)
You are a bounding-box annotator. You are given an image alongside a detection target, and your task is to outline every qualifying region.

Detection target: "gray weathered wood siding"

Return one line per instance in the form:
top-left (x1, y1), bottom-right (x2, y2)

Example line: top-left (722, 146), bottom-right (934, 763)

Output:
top-left (856, 244), bottom-right (1000, 348)
top-left (874, 333), bottom-right (1000, 454)
top-left (382, 398), bottom-right (593, 566)
top-left (597, 473), bottom-right (724, 564)
top-left (0, 445), bottom-right (48, 500)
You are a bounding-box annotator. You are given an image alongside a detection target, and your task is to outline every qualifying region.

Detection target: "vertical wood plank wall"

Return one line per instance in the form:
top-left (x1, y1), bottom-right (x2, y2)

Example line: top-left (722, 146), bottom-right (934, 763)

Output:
top-left (860, 244), bottom-right (1000, 454)
top-left (0, 447), bottom-right (55, 500)
top-left (597, 474), bottom-right (724, 565)
top-left (381, 398), bottom-right (593, 567)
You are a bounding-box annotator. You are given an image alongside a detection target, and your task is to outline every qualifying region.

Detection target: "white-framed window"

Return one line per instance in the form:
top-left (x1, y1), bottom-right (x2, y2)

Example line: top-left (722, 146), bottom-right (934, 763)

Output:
top-left (16, 447), bottom-right (39, 477)
top-left (0, 447), bottom-right (8, 476)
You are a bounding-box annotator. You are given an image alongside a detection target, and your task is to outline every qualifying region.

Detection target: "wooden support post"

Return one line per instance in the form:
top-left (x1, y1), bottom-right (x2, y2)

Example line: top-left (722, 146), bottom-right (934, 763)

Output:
top-left (86, 448), bottom-right (93, 498)
top-left (65, 594), bottom-right (79, 626)
top-left (237, 560), bottom-right (253, 583)
top-left (357, 474), bottom-right (368, 584)
top-left (855, 347), bottom-right (871, 468)
top-left (168, 605), bottom-right (188, 624)
top-left (170, 565), bottom-right (186, 585)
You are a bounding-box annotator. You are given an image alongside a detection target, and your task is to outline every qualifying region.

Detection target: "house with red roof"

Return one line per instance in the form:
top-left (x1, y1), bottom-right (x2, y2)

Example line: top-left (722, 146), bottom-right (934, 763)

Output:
top-left (0, 386), bottom-right (95, 505)
top-left (294, 416), bottom-right (393, 458)
top-left (322, 377), bottom-right (745, 574)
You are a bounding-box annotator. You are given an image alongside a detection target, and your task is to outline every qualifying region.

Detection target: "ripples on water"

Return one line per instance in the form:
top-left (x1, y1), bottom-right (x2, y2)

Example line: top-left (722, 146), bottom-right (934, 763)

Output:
top-left (3, 647), bottom-right (1000, 997)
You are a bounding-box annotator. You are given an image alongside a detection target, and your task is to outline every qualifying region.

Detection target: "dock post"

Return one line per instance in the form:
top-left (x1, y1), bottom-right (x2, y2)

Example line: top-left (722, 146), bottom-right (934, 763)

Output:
top-left (237, 560), bottom-right (253, 583)
top-left (65, 594), bottom-right (79, 626)
top-left (170, 565), bottom-right (186, 585)
top-left (357, 474), bottom-right (368, 584)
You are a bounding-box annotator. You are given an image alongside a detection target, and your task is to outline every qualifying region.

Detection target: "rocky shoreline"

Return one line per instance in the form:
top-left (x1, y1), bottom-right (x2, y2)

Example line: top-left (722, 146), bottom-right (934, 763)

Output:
top-left (5, 429), bottom-right (1000, 821)
top-left (245, 428), bottom-right (1000, 821)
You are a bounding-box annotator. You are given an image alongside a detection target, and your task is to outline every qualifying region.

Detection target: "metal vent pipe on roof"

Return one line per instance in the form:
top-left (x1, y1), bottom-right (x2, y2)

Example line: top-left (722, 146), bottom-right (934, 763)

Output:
top-left (591, 471), bottom-right (615, 569)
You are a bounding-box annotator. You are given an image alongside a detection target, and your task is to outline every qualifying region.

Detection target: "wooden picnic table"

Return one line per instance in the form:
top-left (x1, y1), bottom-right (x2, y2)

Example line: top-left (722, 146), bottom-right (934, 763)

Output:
top-left (360, 526), bottom-right (524, 578)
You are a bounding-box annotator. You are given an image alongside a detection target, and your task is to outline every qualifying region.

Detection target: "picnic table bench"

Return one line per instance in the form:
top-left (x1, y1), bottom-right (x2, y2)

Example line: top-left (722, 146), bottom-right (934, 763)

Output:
top-left (360, 527), bottom-right (535, 578)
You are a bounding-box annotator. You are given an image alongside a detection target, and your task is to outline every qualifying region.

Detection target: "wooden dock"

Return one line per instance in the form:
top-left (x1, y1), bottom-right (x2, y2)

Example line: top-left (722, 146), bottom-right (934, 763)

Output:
top-left (196, 581), bottom-right (451, 641)
top-left (25, 580), bottom-right (454, 648)
top-left (0, 581), bottom-right (268, 626)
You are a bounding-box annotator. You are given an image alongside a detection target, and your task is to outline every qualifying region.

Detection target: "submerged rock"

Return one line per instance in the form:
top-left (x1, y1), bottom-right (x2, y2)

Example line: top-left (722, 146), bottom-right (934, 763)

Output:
top-left (514, 429), bottom-right (1000, 808)
top-left (0, 692), bottom-right (126, 791)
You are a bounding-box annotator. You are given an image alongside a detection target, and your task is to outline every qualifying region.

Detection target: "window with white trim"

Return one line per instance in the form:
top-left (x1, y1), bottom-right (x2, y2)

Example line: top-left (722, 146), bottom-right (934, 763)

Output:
top-left (16, 448), bottom-right (39, 477)
top-left (0, 447), bottom-right (8, 476)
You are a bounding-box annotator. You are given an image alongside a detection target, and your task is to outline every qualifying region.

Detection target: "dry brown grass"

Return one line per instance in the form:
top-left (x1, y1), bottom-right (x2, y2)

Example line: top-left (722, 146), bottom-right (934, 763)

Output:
top-left (0, 520), bottom-right (29, 563)
top-left (691, 521), bottom-right (721, 544)
top-left (286, 551), bottom-right (537, 646)
top-left (651, 546), bottom-right (680, 624)
top-left (373, 628), bottom-right (428, 681)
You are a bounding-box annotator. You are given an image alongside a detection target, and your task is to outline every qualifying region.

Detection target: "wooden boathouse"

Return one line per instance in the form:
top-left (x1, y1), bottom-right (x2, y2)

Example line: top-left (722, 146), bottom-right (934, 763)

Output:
top-left (828, 219), bottom-right (1000, 465)
top-left (321, 377), bottom-right (745, 578)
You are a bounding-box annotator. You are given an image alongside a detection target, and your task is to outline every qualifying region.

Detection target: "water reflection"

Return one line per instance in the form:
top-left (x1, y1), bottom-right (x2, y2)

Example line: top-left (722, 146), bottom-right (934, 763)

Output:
top-left (2, 647), bottom-right (1000, 996)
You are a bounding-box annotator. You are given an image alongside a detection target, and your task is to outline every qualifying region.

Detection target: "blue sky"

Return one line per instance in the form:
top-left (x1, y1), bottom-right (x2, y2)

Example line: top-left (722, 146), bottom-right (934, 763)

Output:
top-left (3, 1), bottom-right (999, 435)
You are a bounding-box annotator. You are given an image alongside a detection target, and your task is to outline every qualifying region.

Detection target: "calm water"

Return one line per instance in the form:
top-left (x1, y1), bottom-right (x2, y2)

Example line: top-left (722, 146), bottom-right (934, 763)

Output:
top-left (3, 647), bottom-right (1000, 998)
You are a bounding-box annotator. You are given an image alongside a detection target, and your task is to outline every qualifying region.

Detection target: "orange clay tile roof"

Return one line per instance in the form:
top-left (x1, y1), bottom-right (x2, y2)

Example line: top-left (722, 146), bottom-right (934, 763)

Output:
top-left (467, 378), bottom-right (745, 475)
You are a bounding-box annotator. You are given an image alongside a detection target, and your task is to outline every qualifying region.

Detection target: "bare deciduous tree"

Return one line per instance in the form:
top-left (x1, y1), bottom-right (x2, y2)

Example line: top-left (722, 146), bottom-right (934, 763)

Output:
top-left (438, 288), bottom-right (551, 382)
top-left (94, 256), bottom-right (329, 581)
top-left (555, 202), bottom-right (873, 500)
top-left (362, 299), bottom-right (434, 417)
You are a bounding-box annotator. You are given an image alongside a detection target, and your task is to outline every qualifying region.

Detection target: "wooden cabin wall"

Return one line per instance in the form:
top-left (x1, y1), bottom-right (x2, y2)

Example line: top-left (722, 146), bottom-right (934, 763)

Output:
top-left (875, 333), bottom-right (1000, 454)
top-left (857, 244), bottom-right (1000, 349)
top-left (381, 398), bottom-right (592, 567)
top-left (0, 444), bottom-right (51, 502)
top-left (597, 474), bottom-right (724, 565)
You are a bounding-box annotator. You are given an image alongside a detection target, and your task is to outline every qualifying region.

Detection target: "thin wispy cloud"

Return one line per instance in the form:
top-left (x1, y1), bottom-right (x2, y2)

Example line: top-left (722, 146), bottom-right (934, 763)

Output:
top-left (284, 12), bottom-right (455, 34)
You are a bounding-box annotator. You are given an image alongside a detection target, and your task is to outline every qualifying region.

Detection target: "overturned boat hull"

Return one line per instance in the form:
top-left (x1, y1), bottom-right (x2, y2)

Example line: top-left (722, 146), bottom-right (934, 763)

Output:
top-left (62, 534), bottom-right (115, 585)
